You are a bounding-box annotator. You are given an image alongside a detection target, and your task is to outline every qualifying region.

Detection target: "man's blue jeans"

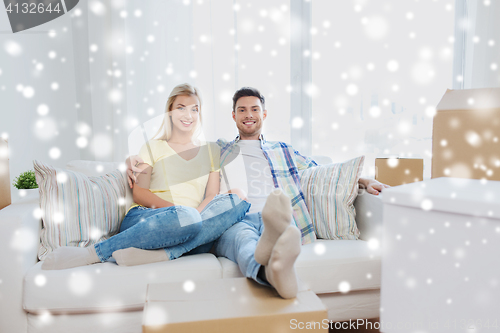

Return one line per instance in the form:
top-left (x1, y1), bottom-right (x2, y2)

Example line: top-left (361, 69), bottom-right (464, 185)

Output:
top-left (213, 213), bottom-right (269, 286)
top-left (94, 193), bottom-right (251, 262)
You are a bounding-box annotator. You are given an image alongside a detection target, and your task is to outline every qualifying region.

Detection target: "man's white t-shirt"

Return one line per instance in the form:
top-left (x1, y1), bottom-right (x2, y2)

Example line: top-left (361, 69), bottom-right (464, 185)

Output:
top-left (220, 140), bottom-right (275, 214)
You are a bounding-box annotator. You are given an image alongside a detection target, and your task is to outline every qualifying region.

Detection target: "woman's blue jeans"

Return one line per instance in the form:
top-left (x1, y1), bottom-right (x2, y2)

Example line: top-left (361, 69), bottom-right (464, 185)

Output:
top-left (94, 193), bottom-right (251, 262)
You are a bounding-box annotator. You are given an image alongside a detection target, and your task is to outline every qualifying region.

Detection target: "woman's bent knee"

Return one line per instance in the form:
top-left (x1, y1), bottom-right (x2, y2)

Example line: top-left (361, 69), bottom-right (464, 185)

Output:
top-left (228, 188), bottom-right (248, 201)
top-left (176, 206), bottom-right (202, 227)
top-left (184, 219), bottom-right (203, 238)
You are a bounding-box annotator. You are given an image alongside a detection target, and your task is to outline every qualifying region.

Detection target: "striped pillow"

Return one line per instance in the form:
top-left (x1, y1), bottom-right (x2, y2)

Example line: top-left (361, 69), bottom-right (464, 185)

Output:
top-left (299, 156), bottom-right (364, 240)
top-left (34, 160), bottom-right (127, 261)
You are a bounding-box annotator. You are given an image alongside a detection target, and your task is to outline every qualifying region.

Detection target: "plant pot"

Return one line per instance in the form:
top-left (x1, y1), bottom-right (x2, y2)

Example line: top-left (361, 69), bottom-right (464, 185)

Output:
top-left (16, 188), bottom-right (39, 200)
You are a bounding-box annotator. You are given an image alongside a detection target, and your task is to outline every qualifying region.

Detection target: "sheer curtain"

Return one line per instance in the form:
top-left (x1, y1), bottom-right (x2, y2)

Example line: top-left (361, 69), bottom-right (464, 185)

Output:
top-left (70, 0), bottom-right (292, 162)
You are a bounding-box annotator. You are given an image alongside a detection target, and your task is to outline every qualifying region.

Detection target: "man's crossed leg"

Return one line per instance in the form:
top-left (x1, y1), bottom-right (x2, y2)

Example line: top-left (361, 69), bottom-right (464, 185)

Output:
top-left (214, 189), bottom-right (301, 299)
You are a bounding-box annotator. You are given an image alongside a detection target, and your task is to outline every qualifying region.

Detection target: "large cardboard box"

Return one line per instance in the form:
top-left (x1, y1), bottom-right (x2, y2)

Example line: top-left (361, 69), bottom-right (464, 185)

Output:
top-left (432, 88), bottom-right (500, 181)
top-left (375, 157), bottom-right (423, 186)
top-left (143, 278), bottom-right (328, 333)
top-left (0, 139), bottom-right (11, 210)
top-left (380, 178), bottom-right (500, 332)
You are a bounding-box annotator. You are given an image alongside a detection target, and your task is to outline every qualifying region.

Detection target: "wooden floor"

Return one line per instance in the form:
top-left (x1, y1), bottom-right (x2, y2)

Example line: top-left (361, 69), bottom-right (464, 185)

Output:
top-left (328, 318), bottom-right (381, 332)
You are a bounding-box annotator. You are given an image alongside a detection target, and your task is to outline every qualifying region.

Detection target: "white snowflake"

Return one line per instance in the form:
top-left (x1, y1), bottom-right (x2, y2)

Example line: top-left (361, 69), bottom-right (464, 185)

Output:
top-left (183, 280), bottom-right (195, 292)
top-left (49, 147), bottom-right (61, 159)
top-left (4, 40), bottom-right (22, 56)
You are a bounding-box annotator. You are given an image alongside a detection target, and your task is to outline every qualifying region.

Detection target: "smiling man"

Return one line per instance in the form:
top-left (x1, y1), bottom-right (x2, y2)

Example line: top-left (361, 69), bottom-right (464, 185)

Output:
top-left (211, 87), bottom-right (389, 299)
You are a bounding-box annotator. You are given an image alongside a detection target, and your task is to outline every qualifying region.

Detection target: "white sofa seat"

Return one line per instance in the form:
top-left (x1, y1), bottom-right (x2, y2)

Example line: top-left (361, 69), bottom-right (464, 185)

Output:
top-left (23, 253), bottom-right (221, 314)
top-left (24, 239), bottom-right (380, 316)
top-left (218, 240), bottom-right (381, 294)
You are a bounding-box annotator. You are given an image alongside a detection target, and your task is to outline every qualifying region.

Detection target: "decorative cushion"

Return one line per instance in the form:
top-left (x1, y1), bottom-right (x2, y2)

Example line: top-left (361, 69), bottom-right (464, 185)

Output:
top-left (300, 156), bottom-right (364, 240)
top-left (65, 160), bottom-right (133, 211)
top-left (33, 160), bottom-right (127, 260)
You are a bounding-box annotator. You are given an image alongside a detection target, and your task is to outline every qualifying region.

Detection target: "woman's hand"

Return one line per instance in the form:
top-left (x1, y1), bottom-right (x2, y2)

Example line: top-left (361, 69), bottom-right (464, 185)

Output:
top-left (126, 155), bottom-right (146, 188)
top-left (359, 178), bottom-right (390, 195)
top-left (196, 171), bottom-right (220, 213)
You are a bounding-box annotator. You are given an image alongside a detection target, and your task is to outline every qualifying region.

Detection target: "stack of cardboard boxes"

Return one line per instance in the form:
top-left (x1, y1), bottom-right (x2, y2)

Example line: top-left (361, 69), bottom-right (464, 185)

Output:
top-left (0, 139), bottom-right (10, 210)
top-left (376, 88), bottom-right (500, 185)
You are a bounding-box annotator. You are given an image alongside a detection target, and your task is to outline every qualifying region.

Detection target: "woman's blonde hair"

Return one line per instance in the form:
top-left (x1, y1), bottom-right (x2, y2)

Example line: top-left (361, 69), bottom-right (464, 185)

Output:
top-left (153, 83), bottom-right (203, 142)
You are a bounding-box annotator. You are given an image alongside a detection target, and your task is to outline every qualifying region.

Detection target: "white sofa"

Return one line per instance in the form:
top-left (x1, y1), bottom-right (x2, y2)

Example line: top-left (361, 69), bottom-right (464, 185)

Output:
top-left (0, 160), bottom-right (383, 333)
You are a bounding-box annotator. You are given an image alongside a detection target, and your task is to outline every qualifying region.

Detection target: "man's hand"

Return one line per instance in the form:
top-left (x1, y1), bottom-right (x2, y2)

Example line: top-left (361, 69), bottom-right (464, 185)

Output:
top-left (126, 155), bottom-right (146, 189)
top-left (358, 177), bottom-right (390, 196)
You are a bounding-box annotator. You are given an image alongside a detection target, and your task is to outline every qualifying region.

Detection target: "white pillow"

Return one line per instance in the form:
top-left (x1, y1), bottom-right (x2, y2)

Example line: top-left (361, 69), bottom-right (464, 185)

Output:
top-left (34, 160), bottom-right (127, 260)
top-left (300, 156), bottom-right (364, 240)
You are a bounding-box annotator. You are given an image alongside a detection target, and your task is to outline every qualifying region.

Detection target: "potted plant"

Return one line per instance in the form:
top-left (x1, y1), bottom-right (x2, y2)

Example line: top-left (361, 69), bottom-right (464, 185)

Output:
top-left (12, 170), bottom-right (38, 198)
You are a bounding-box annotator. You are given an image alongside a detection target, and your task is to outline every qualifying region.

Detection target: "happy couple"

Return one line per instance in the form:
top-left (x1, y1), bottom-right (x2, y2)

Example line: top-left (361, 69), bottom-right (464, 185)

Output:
top-left (42, 83), bottom-right (389, 299)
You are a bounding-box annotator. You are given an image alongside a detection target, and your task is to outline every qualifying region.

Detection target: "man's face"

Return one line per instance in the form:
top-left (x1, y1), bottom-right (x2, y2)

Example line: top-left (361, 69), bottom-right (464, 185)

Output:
top-left (232, 96), bottom-right (267, 139)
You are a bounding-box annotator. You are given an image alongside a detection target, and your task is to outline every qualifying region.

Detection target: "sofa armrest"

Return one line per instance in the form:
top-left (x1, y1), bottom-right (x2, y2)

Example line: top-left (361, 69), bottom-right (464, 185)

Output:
top-left (354, 189), bottom-right (384, 242)
top-left (0, 196), bottom-right (41, 333)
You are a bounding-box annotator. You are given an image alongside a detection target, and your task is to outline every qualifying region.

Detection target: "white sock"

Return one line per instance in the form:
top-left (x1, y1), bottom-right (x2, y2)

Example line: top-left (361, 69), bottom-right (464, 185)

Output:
top-left (254, 188), bottom-right (292, 266)
top-left (41, 246), bottom-right (100, 270)
top-left (265, 226), bottom-right (301, 299)
top-left (112, 248), bottom-right (169, 266)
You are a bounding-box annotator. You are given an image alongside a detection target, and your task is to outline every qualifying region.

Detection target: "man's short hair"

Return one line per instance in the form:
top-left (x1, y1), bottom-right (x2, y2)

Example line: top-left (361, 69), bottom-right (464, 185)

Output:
top-left (232, 87), bottom-right (265, 111)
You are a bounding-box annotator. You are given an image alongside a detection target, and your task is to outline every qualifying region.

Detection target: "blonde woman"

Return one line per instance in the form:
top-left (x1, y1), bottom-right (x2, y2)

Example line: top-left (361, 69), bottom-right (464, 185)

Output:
top-left (42, 84), bottom-right (250, 270)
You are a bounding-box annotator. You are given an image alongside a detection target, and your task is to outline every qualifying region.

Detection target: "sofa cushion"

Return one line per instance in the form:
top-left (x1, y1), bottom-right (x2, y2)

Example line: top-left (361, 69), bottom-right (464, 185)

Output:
top-left (66, 160), bottom-right (133, 211)
top-left (34, 160), bottom-right (127, 261)
top-left (23, 253), bottom-right (222, 314)
top-left (299, 156), bottom-right (365, 240)
top-left (217, 239), bottom-right (380, 294)
top-left (217, 257), bottom-right (245, 279)
top-left (296, 239), bottom-right (381, 294)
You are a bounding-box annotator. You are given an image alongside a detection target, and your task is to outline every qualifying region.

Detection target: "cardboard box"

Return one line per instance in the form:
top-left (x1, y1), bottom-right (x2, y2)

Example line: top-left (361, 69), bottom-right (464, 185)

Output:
top-left (380, 178), bottom-right (500, 332)
top-left (0, 139), bottom-right (11, 210)
top-left (375, 157), bottom-right (423, 186)
top-left (143, 278), bottom-right (328, 333)
top-left (432, 88), bottom-right (500, 181)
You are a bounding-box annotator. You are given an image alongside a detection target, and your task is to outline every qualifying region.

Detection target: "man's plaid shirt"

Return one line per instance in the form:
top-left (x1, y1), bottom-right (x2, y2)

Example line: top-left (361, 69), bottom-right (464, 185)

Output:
top-left (216, 134), bottom-right (317, 244)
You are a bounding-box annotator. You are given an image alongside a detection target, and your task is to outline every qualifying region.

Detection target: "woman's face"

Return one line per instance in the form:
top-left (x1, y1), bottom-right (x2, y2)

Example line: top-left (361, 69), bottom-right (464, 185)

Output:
top-left (169, 95), bottom-right (200, 135)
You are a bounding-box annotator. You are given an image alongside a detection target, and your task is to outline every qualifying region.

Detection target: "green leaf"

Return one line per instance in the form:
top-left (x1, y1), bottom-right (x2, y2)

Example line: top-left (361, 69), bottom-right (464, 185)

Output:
top-left (12, 170), bottom-right (38, 189)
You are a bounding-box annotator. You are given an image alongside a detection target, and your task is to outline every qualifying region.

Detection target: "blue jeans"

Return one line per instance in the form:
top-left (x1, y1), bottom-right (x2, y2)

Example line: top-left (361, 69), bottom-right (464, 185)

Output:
top-left (94, 193), bottom-right (251, 262)
top-left (213, 212), bottom-right (269, 286)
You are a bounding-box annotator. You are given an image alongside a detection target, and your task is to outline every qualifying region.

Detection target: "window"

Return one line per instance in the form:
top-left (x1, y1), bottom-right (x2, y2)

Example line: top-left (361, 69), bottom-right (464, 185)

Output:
top-left (309, 1), bottom-right (454, 178)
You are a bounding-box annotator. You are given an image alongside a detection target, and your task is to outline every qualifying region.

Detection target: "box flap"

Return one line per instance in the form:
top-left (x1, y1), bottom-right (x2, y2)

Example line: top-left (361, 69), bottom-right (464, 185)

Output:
top-left (147, 278), bottom-right (283, 302)
top-left (145, 289), bottom-right (324, 325)
top-left (382, 177), bottom-right (500, 219)
top-left (144, 278), bottom-right (326, 329)
top-left (436, 88), bottom-right (500, 111)
top-left (147, 278), bottom-right (310, 302)
top-left (376, 156), bottom-right (423, 160)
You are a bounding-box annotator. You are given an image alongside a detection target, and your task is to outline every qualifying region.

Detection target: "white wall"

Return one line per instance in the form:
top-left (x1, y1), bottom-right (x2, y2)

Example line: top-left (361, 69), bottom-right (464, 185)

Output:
top-left (0, 8), bottom-right (81, 201)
